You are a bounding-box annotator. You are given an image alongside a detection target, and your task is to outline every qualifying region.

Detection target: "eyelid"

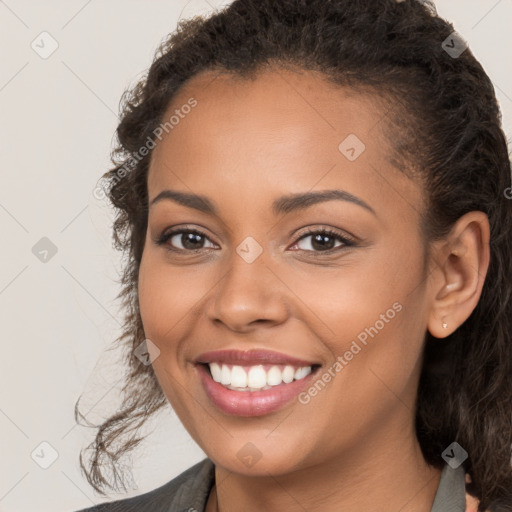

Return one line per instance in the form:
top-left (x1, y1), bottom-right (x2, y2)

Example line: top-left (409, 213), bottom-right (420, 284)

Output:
top-left (154, 224), bottom-right (356, 254)
top-left (292, 225), bottom-right (357, 245)
top-left (154, 225), bottom-right (219, 248)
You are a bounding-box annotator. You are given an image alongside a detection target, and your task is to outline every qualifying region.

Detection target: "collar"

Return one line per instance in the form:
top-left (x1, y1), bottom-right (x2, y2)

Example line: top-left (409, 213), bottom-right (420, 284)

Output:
top-left (430, 463), bottom-right (467, 511)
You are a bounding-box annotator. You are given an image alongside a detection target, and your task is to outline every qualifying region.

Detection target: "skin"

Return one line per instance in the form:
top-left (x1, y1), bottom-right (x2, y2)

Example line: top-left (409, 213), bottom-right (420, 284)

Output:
top-left (137, 67), bottom-right (490, 512)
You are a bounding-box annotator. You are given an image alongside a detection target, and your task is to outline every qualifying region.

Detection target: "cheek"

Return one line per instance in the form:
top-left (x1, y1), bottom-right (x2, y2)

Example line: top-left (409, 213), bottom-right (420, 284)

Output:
top-left (137, 255), bottom-right (202, 421)
top-left (137, 251), bottom-right (203, 343)
top-left (290, 240), bottom-right (426, 409)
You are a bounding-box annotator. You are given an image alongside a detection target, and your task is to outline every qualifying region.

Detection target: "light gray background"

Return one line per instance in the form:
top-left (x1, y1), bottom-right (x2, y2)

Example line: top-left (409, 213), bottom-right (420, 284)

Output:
top-left (0, 1), bottom-right (511, 511)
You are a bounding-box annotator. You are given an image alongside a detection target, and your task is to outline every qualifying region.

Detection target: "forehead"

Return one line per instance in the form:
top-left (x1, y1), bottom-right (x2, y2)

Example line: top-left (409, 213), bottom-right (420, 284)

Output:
top-left (152, 67), bottom-right (386, 162)
top-left (147, 67), bottom-right (423, 224)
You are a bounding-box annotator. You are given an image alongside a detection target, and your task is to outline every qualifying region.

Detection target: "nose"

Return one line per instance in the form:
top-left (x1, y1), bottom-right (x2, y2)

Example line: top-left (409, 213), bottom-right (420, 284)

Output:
top-left (207, 248), bottom-right (290, 333)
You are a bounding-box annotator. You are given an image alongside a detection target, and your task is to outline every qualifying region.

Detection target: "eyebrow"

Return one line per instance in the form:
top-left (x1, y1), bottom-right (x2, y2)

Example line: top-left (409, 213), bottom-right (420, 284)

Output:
top-left (149, 189), bottom-right (376, 217)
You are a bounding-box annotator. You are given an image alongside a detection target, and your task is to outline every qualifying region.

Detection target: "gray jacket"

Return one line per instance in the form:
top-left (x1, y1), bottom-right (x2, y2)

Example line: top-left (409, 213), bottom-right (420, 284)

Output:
top-left (75, 458), bottom-right (467, 511)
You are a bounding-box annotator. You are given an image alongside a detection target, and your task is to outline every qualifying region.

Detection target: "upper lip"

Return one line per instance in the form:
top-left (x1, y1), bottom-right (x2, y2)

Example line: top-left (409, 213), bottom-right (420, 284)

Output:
top-left (195, 349), bottom-right (320, 367)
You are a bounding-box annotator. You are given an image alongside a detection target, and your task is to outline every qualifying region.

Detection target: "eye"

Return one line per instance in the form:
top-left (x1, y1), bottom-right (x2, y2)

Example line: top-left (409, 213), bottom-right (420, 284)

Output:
top-left (154, 226), bottom-right (356, 255)
top-left (155, 228), bottom-right (217, 252)
top-left (290, 228), bottom-right (355, 253)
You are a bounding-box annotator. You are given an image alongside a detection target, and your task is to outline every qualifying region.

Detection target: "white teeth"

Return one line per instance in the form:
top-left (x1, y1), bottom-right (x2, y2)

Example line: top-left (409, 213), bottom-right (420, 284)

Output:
top-left (231, 365), bottom-right (247, 387)
top-left (220, 364), bottom-right (231, 385)
top-left (210, 362), bottom-right (222, 383)
top-left (294, 366), bottom-right (312, 380)
top-left (247, 365), bottom-right (267, 389)
top-left (282, 365), bottom-right (295, 384)
top-left (207, 363), bottom-right (314, 390)
top-left (266, 366), bottom-right (282, 386)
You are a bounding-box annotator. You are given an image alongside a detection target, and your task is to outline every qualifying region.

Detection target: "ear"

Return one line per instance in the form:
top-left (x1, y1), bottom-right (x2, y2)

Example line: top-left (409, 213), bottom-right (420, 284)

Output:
top-left (426, 211), bottom-right (490, 339)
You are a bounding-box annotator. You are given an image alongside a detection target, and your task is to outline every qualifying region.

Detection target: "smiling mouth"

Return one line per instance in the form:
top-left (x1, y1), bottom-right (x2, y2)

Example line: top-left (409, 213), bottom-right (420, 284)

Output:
top-left (196, 361), bottom-right (321, 416)
top-left (194, 349), bottom-right (323, 416)
top-left (201, 362), bottom-right (321, 391)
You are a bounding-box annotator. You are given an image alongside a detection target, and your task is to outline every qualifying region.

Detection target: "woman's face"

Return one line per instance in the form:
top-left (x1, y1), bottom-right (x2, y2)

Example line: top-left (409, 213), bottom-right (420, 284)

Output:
top-left (138, 68), bottom-right (434, 476)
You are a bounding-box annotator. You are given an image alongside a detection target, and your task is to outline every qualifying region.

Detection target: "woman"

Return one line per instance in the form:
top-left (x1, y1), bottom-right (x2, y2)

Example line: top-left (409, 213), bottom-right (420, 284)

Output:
top-left (75, 0), bottom-right (512, 510)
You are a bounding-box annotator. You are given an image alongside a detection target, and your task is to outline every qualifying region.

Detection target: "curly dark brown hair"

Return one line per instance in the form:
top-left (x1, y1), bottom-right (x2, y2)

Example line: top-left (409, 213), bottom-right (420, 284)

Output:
top-left (76, 0), bottom-right (512, 510)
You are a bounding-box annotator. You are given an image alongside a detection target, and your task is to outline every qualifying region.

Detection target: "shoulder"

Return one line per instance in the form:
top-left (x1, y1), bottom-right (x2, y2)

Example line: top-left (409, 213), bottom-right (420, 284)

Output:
top-left (73, 458), bottom-right (215, 512)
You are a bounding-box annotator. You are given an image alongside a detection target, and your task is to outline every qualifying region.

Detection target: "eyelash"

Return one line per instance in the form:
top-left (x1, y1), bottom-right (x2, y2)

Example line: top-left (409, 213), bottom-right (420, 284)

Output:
top-left (154, 226), bottom-right (356, 255)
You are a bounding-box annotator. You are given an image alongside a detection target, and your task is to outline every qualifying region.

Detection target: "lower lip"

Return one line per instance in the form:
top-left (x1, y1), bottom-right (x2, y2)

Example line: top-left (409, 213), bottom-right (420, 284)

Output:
top-left (196, 364), bottom-right (318, 417)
